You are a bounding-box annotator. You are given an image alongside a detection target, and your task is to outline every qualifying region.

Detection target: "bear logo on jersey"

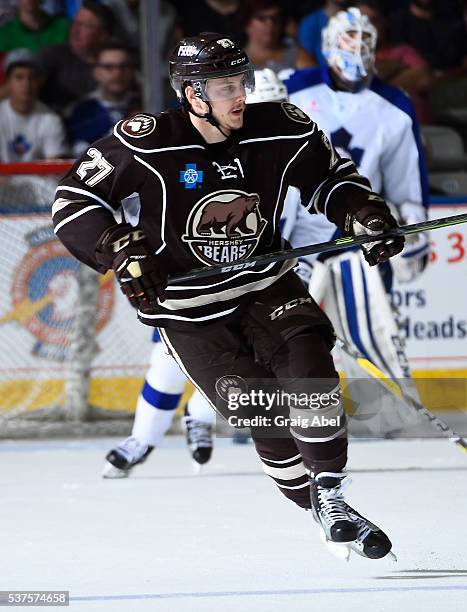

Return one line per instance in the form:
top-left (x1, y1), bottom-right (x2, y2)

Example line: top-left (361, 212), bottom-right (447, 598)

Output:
top-left (182, 190), bottom-right (267, 265)
top-left (281, 102), bottom-right (311, 124)
top-left (121, 114), bottom-right (156, 138)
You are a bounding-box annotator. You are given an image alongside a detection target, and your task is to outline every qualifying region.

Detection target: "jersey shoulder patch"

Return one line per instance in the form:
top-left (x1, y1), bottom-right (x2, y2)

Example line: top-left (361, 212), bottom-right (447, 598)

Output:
top-left (120, 114), bottom-right (156, 138)
top-left (114, 112), bottom-right (161, 150)
top-left (114, 109), bottom-right (200, 152)
top-left (280, 102), bottom-right (312, 124)
top-left (243, 102), bottom-right (314, 139)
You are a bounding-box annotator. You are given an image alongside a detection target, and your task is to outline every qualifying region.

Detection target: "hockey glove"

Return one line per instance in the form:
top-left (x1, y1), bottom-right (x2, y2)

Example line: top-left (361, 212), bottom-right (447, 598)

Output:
top-left (350, 203), bottom-right (405, 266)
top-left (389, 203), bottom-right (430, 283)
top-left (95, 224), bottom-right (167, 308)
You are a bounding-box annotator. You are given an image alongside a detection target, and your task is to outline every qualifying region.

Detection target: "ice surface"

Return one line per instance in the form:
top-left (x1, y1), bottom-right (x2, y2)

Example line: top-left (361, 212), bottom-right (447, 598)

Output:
top-left (0, 437), bottom-right (466, 611)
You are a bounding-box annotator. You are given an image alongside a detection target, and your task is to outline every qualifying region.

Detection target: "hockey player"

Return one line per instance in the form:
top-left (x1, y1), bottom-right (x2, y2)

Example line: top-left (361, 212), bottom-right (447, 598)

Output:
top-left (103, 329), bottom-right (216, 478)
top-left (101, 70), bottom-right (291, 475)
top-left (52, 33), bottom-right (404, 559)
top-left (285, 8), bottom-right (430, 433)
top-left (102, 69), bottom-right (321, 477)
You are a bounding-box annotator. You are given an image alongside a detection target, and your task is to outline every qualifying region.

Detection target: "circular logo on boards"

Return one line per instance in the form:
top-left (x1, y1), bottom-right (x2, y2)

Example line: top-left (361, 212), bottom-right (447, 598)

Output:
top-left (10, 239), bottom-right (114, 350)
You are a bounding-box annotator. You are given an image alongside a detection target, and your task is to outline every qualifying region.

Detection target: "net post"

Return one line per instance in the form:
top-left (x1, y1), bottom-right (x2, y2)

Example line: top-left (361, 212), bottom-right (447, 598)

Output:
top-left (64, 264), bottom-right (100, 421)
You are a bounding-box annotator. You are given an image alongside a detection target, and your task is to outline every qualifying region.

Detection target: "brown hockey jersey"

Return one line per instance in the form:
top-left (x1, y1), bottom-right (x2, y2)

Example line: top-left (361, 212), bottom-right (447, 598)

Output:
top-left (52, 102), bottom-right (374, 327)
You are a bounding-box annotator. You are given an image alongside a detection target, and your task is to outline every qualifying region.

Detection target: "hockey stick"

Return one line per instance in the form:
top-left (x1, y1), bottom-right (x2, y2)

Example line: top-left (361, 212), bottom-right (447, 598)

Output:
top-left (169, 212), bottom-right (467, 283)
top-left (335, 336), bottom-right (467, 453)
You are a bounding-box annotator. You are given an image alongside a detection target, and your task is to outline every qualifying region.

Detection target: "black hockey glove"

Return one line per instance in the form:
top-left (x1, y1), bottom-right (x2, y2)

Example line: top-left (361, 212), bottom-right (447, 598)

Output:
top-left (349, 203), bottom-right (405, 266)
top-left (95, 224), bottom-right (167, 308)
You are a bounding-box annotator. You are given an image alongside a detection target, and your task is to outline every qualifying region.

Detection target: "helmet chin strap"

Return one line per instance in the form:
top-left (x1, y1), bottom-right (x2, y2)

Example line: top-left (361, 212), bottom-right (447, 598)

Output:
top-left (187, 98), bottom-right (230, 139)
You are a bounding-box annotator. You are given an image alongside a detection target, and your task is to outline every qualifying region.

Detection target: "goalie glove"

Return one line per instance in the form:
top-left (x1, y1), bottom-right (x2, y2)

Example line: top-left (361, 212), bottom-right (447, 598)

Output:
top-left (95, 224), bottom-right (167, 309)
top-left (349, 200), bottom-right (405, 266)
top-left (389, 203), bottom-right (430, 283)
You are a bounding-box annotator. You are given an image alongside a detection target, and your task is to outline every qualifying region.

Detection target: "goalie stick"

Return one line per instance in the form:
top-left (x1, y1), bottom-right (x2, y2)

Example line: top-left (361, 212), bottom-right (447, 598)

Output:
top-left (335, 337), bottom-right (467, 454)
top-left (169, 212), bottom-right (467, 283)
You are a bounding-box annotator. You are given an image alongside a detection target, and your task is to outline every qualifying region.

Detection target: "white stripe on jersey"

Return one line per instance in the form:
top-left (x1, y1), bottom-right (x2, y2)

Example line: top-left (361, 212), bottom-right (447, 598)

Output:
top-left (54, 185), bottom-right (115, 212)
top-left (272, 140), bottom-right (310, 233)
top-left (157, 259), bottom-right (296, 311)
top-left (140, 305), bottom-right (239, 323)
top-left (239, 124), bottom-right (316, 145)
top-left (158, 328), bottom-right (220, 415)
top-left (134, 155), bottom-right (167, 254)
top-left (113, 122), bottom-right (206, 154)
top-left (166, 261), bottom-right (277, 291)
top-left (53, 205), bottom-right (102, 232)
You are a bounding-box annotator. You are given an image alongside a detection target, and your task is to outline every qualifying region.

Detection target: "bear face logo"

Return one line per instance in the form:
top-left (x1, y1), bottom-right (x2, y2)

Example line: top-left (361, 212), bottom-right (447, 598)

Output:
top-left (182, 190), bottom-right (267, 265)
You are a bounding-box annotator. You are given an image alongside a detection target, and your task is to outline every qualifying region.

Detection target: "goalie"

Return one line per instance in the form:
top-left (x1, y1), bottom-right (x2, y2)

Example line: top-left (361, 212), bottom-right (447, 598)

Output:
top-left (285, 8), bottom-right (430, 433)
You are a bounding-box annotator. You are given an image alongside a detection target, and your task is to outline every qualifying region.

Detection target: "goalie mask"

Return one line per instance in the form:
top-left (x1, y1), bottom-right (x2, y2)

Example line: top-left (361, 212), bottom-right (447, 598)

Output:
top-left (322, 8), bottom-right (377, 91)
top-left (169, 33), bottom-right (255, 106)
top-left (246, 68), bottom-right (288, 104)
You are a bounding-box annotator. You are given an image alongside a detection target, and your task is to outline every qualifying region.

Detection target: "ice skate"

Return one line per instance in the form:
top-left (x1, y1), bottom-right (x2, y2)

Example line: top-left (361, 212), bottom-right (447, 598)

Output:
top-left (311, 472), bottom-right (395, 561)
top-left (183, 407), bottom-right (213, 469)
top-left (102, 436), bottom-right (154, 478)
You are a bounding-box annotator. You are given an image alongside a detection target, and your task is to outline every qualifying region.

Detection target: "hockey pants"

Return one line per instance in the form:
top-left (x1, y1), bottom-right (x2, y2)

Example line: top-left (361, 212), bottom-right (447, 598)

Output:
top-left (159, 272), bottom-right (347, 510)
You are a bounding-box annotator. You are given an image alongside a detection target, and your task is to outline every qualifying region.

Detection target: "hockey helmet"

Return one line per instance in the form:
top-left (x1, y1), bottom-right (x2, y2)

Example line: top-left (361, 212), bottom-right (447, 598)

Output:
top-left (169, 33), bottom-right (255, 104)
top-left (322, 8), bottom-right (377, 89)
top-left (246, 68), bottom-right (288, 104)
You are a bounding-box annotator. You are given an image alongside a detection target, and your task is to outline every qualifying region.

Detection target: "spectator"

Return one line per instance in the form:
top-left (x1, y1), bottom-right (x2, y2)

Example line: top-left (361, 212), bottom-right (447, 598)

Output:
top-left (45, 0), bottom-right (141, 50)
top-left (237, 0), bottom-right (315, 80)
top-left (357, 0), bottom-right (433, 123)
top-left (172, 0), bottom-right (241, 40)
top-left (284, 1), bottom-right (324, 39)
top-left (298, 0), bottom-right (349, 66)
top-left (286, 1), bottom-right (325, 23)
top-left (0, 49), bottom-right (68, 162)
top-left (66, 43), bottom-right (140, 156)
top-left (0, 0), bottom-right (70, 54)
top-left (0, 1), bottom-right (17, 27)
top-left (39, 0), bottom-right (115, 112)
top-left (389, 0), bottom-right (467, 76)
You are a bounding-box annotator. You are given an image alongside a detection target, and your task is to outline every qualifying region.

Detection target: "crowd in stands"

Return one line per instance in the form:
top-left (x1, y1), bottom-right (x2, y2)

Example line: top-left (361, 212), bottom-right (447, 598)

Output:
top-left (1, 0), bottom-right (467, 191)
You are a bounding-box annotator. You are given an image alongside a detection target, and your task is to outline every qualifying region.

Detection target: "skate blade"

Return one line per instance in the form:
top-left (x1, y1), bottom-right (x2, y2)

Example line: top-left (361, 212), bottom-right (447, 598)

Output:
top-left (348, 540), bottom-right (398, 562)
top-left (319, 529), bottom-right (351, 562)
top-left (319, 530), bottom-right (397, 562)
top-left (192, 461), bottom-right (203, 475)
top-left (102, 462), bottom-right (129, 479)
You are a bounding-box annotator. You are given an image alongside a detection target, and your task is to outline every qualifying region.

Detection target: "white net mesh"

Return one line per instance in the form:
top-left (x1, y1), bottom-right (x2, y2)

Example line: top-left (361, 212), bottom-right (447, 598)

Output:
top-left (0, 168), bottom-right (152, 437)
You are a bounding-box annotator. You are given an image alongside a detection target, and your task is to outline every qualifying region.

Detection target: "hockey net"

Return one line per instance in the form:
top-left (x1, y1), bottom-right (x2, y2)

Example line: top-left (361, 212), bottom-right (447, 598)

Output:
top-left (0, 162), bottom-right (153, 438)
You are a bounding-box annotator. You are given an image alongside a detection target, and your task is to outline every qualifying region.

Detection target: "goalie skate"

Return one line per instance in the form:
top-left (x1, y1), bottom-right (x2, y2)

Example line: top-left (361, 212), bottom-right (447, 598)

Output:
top-left (102, 436), bottom-right (154, 478)
top-left (311, 472), bottom-right (395, 561)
